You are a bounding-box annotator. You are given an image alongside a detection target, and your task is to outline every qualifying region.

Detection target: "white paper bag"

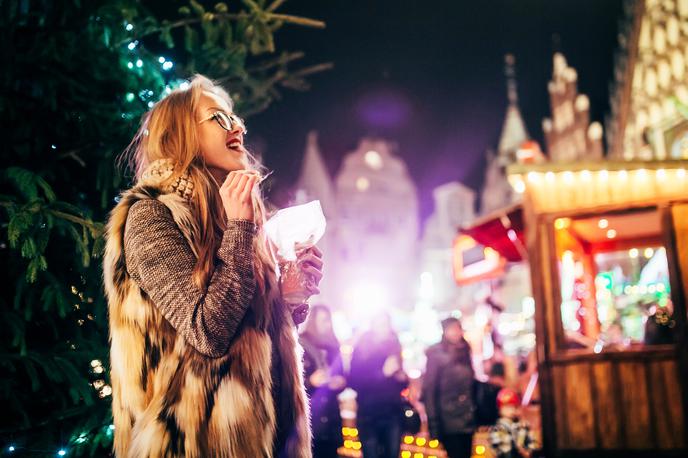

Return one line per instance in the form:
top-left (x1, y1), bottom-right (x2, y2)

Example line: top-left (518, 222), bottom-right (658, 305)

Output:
top-left (264, 200), bottom-right (326, 261)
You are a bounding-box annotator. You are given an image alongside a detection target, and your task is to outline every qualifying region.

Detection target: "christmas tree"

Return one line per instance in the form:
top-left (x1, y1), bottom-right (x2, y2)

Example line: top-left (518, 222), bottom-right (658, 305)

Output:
top-left (0, 0), bottom-right (326, 455)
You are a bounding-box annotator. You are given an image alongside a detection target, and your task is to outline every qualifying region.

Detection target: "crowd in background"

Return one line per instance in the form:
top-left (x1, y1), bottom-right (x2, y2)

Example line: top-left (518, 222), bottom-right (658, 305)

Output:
top-left (299, 305), bottom-right (538, 458)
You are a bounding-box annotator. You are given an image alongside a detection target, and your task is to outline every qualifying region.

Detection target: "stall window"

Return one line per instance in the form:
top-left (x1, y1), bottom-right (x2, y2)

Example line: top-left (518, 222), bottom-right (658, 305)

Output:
top-left (554, 208), bottom-right (676, 351)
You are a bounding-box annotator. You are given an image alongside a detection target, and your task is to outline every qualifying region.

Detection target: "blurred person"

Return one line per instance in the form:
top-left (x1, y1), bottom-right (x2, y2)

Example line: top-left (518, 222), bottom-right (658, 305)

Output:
top-left (300, 305), bottom-right (346, 457)
top-left (349, 311), bottom-right (408, 458)
top-left (103, 75), bottom-right (323, 457)
top-left (643, 300), bottom-right (675, 345)
top-left (422, 317), bottom-right (476, 458)
top-left (489, 388), bottom-right (536, 458)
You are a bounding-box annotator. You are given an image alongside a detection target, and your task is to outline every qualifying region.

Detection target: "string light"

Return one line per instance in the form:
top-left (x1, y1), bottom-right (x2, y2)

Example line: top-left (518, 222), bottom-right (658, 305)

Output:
top-left (127, 62), bottom-right (134, 69)
top-left (135, 59), bottom-right (143, 68)
top-left (57, 449), bottom-right (66, 456)
top-left (125, 23), bottom-right (134, 31)
top-left (127, 41), bottom-right (138, 50)
top-left (162, 61), bottom-right (174, 71)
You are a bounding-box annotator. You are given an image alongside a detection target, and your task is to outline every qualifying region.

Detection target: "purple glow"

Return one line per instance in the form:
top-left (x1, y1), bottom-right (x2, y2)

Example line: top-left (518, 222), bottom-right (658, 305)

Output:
top-left (356, 89), bottom-right (411, 128)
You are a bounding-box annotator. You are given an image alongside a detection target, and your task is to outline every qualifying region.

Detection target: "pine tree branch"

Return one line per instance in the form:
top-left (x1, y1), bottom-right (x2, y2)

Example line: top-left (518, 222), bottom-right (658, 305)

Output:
top-left (48, 210), bottom-right (103, 237)
top-left (117, 12), bottom-right (324, 47)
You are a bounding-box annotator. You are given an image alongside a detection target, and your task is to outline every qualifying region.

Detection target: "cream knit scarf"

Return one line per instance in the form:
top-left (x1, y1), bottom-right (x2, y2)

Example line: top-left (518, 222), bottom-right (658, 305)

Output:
top-left (139, 158), bottom-right (195, 201)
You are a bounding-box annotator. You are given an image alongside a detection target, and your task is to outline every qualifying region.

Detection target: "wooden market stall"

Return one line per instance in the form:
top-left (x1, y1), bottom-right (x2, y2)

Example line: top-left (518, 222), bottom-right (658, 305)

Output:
top-left (507, 160), bottom-right (688, 457)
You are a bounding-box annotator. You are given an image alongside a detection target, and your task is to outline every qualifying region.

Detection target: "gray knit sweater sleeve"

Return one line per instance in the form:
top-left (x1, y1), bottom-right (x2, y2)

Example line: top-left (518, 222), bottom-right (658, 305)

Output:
top-left (123, 199), bottom-right (257, 358)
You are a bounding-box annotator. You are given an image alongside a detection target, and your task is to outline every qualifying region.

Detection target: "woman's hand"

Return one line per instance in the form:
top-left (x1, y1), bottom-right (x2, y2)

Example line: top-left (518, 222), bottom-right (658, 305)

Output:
top-left (279, 246), bottom-right (324, 305)
top-left (220, 170), bottom-right (258, 222)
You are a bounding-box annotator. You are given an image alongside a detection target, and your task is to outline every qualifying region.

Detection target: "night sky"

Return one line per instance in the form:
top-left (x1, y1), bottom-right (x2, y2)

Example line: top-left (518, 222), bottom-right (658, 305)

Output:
top-left (248, 0), bottom-right (625, 221)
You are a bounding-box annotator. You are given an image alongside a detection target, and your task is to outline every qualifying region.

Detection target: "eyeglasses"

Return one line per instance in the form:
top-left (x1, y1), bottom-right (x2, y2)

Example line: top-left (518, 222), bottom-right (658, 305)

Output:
top-left (199, 111), bottom-right (246, 134)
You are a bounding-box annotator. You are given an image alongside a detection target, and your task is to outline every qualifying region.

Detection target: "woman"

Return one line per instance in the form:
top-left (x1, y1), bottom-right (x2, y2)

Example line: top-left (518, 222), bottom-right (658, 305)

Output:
top-left (349, 312), bottom-right (408, 458)
top-left (103, 75), bottom-right (322, 457)
top-left (299, 305), bottom-right (346, 458)
top-left (422, 317), bottom-right (476, 458)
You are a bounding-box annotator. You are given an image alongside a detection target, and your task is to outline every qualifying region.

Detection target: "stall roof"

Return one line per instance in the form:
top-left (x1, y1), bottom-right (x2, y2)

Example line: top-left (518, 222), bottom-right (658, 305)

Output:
top-left (459, 203), bottom-right (526, 262)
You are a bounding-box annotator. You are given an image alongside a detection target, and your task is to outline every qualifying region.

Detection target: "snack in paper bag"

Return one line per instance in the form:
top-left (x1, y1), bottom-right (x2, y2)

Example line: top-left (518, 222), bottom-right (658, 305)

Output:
top-left (264, 200), bottom-right (326, 261)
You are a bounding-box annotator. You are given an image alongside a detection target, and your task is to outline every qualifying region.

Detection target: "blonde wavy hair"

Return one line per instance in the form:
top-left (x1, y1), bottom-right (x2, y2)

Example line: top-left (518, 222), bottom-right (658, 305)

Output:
top-left (119, 75), bottom-right (277, 313)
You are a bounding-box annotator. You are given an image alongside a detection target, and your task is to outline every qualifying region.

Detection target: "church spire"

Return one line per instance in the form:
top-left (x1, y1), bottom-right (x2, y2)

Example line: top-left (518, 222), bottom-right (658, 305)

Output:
top-left (505, 53), bottom-right (519, 105)
top-left (295, 130), bottom-right (336, 216)
top-left (497, 54), bottom-right (529, 159)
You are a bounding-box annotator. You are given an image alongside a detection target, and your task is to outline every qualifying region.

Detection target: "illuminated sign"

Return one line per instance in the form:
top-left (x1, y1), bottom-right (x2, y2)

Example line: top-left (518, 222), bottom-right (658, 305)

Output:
top-left (453, 235), bottom-right (506, 285)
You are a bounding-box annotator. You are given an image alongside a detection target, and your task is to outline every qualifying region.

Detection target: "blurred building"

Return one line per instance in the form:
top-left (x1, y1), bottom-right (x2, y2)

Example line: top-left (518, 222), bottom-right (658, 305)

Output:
top-left (481, 54), bottom-right (530, 215)
top-left (419, 182), bottom-right (477, 312)
top-left (543, 53), bottom-right (605, 162)
top-left (294, 136), bottom-right (420, 322)
top-left (607, 0), bottom-right (688, 161)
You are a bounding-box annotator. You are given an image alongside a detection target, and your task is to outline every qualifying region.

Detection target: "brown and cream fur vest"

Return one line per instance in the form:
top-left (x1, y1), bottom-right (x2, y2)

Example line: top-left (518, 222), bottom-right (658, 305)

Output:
top-left (102, 171), bottom-right (311, 457)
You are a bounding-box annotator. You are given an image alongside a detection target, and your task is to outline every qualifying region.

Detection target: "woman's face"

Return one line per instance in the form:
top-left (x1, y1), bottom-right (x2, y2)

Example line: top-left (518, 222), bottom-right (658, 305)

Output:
top-left (197, 92), bottom-right (247, 173)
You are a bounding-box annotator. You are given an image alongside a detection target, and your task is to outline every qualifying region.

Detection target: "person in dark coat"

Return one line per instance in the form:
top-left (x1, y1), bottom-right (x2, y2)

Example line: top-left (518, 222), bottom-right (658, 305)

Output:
top-left (422, 317), bottom-right (476, 458)
top-left (349, 312), bottom-right (408, 458)
top-left (299, 305), bottom-right (346, 458)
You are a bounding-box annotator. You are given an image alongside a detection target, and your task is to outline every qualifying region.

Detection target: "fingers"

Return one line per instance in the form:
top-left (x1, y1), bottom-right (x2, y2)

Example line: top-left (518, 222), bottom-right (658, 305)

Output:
top-left (298, 252), bottom-right (324, 270)
top-left (239, 174), bottom-right (258, 202)
top-left (301, 265), bottom-right (323, 284)
top-left (309, 245), bottom-right (323, 258)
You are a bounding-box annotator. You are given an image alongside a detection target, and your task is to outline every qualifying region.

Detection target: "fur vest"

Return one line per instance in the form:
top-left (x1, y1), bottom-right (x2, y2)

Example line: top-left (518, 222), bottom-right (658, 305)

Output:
top-left (102, 161), bottom-right (311, 457)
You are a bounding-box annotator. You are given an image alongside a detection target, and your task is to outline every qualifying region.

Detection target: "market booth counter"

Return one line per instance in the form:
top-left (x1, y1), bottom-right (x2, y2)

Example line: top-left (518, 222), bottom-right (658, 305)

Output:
top-left (507, 160), bottom-right (688, 457)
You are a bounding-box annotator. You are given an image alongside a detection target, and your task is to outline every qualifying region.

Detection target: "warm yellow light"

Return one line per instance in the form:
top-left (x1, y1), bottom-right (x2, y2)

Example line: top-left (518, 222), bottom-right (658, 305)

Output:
top-left (678, 168), bottom-right (686, 178)
top-left (581, 170), bottom-right (591, 181)
top-left (637, 168), bottom-right (648, 179)
top-left (545, 171), bottom-right (555, 182)
top-left (352, 442), bottom-right (361, 450)
top-left (475, 445), bottom-right (486, 455)
top-left (600, 169), bottom-right (609, 180)
top-left (527, 171), bottom-right (540, 183)
top-left (657, 169), bottom-right (666, 180)
top-left (513, 177), bottom-right (526, 193)
top-left (356, 177), bottom-right (370, 192)
top-left (413, 453), bottom-right (423, 458)
top-left (555, 218), bottom-right (571, 230)
top-left (644, 248), bottom-right (654, 259)
top-left (416, 437), bottom-right (427, 446)
top-left (401, 452), bottom-right (411, 458)
top-left (598, 219), bottom-right (608, 229)
top-left (344, 440), bottom-right (352, 448)
top-left (607, 229), bottom-right (617, 239)
top-left (629, 248), bottom-right (639, 258)
top-left (428, 439), bottom-right (439, 448)
top-left (351, 428), bottom-right (358, 436)
top-left (364, 150), bottom-right (383, 170)
top-left (403, 436), bottom-right (414, 445)
top-left (342, 427), bottom-right (349, 436)
top-left (563, 171), bottom-right (574, 183)
top-left (619, 170), bottom-right (628, 180)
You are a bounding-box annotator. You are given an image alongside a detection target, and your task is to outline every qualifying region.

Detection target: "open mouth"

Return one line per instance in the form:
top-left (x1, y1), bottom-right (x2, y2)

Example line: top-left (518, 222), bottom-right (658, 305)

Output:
top-left (226, 140), bottom-right (243, 152)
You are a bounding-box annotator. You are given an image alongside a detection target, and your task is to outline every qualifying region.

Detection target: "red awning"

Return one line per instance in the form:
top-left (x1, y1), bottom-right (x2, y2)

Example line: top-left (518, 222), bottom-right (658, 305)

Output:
top-left (459, 203), bottom-right (526, 262)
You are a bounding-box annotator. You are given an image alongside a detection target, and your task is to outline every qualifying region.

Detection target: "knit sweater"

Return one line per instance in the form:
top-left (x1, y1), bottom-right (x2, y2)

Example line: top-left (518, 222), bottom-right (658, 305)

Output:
top-left (123, 198), bottom-right (257, 357)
